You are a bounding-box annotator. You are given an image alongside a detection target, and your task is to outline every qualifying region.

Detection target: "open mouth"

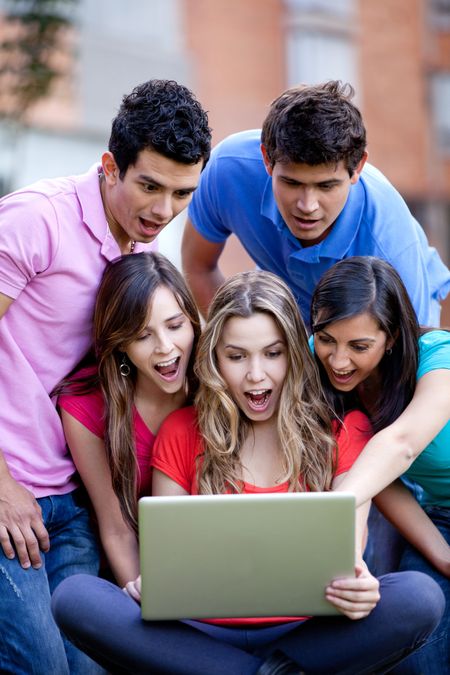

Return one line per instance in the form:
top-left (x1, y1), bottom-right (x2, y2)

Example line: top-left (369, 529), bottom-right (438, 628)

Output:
top-left (330, 368), bottom-right (355, 384)
top-left (244, 389), bottom-right (272, 411)
top-left (139, 217), bottom-right (165, 233)
top-left (294, 217), bottom-right (320, 228)
top-left (154, 356), bottom-right (180, 380)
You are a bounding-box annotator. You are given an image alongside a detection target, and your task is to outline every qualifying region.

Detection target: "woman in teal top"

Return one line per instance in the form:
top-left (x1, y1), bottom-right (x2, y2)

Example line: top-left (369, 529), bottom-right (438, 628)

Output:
top-left (310, 256), bottom-right (450, 675)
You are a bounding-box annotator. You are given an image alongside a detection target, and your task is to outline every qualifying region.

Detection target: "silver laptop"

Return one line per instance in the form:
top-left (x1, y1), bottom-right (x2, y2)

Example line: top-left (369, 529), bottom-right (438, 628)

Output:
top-left (139, 492), bottom-right (355, 621)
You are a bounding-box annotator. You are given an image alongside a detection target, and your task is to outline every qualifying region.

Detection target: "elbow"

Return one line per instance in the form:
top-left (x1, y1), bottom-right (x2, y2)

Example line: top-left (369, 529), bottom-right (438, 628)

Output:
top-left (392, 432), bottom-right (420, 468)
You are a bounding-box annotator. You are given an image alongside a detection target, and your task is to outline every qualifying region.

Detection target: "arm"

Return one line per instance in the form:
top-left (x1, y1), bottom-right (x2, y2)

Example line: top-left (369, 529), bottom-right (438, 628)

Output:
top-left (335, 369), bottom-right (450, 506)
top-left (181, 218), bottom-right (226, 318)
top-left (374, 479), bottom-right (450, 578)
top-left (124, 469), bottom-right (188, 603)
top-left (61, 410), bottom-right (139, 587)
top-left (0, 291), bottom-right (51, 569)
top-left (325, 472), bottom-right (380, 620)
top-left (152, 469), bottom-right (189, 497)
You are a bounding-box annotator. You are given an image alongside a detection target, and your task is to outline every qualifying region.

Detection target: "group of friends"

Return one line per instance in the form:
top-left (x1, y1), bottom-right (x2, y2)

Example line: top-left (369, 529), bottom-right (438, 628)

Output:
top-left (0, 77), bottom-right (449, 675)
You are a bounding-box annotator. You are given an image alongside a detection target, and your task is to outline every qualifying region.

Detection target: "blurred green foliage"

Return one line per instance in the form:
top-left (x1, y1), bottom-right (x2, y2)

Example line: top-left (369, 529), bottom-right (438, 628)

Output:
top-left (0, 0), bottom-right (78, 118)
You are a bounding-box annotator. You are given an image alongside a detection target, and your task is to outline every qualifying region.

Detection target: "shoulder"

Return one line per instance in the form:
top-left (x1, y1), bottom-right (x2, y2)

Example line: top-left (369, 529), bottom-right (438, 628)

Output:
top-left (333, 410), bottom-right (372, 476)
top-left (157, 406), bottom-right (199, 439)
top-left (357, 164), bottom-right (414, 229)
top-left (334, 410), bottom-right (372, 439)
top-left (212, 129), bottom-right (263, 162)
top-left (418, 330), bottom-right (450, 377)
top-left (0, 171), bottom-right (90, 230)
top-left (58, 367), bottom-right (105, 430)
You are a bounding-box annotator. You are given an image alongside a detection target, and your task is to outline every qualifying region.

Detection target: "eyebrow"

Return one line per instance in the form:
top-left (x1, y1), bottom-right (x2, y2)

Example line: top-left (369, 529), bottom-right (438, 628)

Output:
top-left (144, 312), bottom-right (185, 329)
top-left (318, 329), bottom-right (377, 344)
top-left (137, 174), bottom-right (197, 192)
top-left (223, 339), bottom-right (285, 350)
top-left (280, 176), bottom-right (343, 187)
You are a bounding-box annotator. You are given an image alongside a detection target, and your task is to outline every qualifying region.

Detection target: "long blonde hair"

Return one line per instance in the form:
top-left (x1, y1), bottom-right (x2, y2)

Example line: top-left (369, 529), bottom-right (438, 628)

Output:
top-left (195, 271), bottom-right (335, 494)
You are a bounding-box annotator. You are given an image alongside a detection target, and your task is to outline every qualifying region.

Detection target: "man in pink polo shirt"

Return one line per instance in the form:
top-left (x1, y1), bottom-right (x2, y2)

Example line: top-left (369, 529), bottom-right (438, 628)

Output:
top-left (0, 79), bottom-right (211, 674)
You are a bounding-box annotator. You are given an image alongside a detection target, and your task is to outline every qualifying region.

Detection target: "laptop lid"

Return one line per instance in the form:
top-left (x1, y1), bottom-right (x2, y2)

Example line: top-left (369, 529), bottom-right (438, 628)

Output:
top-left (139, 492), bottom-right (355, 620)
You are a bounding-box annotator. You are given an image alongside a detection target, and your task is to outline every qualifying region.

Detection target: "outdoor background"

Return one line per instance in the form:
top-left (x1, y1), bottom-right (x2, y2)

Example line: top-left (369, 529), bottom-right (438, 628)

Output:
top-left (1, 0), bottom-right (449, 321)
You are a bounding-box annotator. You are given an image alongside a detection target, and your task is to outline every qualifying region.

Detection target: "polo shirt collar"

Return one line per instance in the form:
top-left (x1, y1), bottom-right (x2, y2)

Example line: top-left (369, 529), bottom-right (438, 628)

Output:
top-left (75, 163), bottom-right (122, 260)
top-left (260, 174), bottom-right (366, 262)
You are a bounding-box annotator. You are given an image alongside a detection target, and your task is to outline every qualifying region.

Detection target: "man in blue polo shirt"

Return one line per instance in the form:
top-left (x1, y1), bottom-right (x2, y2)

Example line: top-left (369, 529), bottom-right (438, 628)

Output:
top-left (182, 80), bottom-right (450, 326)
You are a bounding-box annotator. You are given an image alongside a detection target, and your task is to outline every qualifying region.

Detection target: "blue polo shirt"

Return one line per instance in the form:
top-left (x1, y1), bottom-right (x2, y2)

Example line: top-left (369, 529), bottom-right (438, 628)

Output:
top-left (188, 130), bottom-right (450, 326)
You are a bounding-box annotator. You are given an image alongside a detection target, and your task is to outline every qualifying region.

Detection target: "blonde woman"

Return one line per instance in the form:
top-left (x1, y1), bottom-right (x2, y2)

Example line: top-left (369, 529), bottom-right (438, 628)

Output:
top-left (52, 271), bottom-right (444, 675)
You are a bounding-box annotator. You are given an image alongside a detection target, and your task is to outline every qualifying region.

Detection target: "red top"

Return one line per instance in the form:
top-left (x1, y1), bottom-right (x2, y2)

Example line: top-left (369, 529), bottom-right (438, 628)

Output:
top-left (58, 369), bottom-right (154, 497)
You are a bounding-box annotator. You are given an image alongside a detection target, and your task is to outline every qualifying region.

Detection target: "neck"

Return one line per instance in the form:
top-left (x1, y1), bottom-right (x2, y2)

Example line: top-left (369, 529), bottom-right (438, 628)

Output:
top-left (356, 371), bottom-right (382, 415)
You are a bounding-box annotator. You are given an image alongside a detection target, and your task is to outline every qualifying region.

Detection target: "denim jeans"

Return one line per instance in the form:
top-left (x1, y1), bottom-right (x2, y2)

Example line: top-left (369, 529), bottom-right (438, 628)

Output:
top-left (389, 505), bottom-right (450, 675)
top-left (52, 570), bottom-right (445, 675)
top-left (364, 479), bottom-right (423, 576)
top-left (0, 489), bottom-right (105, 675)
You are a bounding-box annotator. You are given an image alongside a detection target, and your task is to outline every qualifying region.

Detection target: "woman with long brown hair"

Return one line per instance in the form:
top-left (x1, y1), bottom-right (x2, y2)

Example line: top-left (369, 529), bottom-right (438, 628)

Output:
top-left (57, 251), bottom-right (200, 586)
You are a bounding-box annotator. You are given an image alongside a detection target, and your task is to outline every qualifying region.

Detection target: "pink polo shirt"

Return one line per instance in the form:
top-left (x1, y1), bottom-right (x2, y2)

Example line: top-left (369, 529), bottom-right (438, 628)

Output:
top-left (0, 165), bottom-right (152, 497)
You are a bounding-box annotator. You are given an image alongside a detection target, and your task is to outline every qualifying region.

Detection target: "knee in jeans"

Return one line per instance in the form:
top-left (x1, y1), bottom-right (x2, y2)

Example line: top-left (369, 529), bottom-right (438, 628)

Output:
top-left (399, 571), bottom-right (445, 634)
top-left (52, 574), bottom-right (90, 630)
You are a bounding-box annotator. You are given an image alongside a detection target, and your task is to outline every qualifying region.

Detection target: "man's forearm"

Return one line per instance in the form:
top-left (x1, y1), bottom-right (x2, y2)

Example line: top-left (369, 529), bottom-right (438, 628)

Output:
top-left (184, 266), bottom-right (225, 319)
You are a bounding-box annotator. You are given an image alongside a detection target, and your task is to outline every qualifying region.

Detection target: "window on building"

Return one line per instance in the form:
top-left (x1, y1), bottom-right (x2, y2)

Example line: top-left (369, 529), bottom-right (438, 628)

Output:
top-left (431, 73), bottom-right (450, 153)
top-left (284, 0), bottom-right (358, 90)
top-left (429, 0), bottom-right (450, 28)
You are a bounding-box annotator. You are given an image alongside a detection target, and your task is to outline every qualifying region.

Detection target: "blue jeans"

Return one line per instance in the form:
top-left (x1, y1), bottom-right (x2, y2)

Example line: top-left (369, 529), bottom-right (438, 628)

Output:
top-left (364, 480), bottom-right (423, 576)
top-left (389, 505), bottom-right (450, 674)
top-left (52, 571), bottom-right (445, 675)
top-left (0, 489), bottom-right (104, 675)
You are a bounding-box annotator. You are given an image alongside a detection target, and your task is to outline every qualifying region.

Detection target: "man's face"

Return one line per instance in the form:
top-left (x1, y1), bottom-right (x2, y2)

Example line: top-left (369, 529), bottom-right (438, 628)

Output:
top-left (102, 147), bottom-right (204, 247)
top-left (262, 146), bottom-right (367, 247)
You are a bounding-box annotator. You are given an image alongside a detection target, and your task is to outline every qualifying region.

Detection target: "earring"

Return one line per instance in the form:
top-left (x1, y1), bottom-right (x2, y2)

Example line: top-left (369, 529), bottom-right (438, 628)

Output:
top-left (385, 348), bottom-right (393, 356)
top-left (119, 355), bottom-right (131, 377)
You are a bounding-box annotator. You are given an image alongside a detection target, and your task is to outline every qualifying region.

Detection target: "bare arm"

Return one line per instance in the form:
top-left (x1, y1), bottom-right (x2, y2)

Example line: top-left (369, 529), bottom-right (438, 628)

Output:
top-left (123, 471), bottom-right (189, 603)
top-left (152, 469), bottom-right (189, 497)
top-left (374, 479), bottom-right (450, 578)
top-left (181, 218), bottom-right (226, 318)
top-left (62, 410), bottom-right (140, 587)
top-left (0, 291), bottom-right (51, 569)
top-left (335, 369), bottom-right (450, 506)
top-left (323, 472), bottom-right (380, 620)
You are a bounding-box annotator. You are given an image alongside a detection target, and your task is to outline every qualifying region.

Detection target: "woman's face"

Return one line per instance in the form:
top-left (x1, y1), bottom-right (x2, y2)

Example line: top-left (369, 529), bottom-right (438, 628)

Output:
top-left (124, 285), bottom-right (195, 394)
top-left (313, 312), bottom-right (392, 392)
top-left (215, 312), bottom-right (288, 423)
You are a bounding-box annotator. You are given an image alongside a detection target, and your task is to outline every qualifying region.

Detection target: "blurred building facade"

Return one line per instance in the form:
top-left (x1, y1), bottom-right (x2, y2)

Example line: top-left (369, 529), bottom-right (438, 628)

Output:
top-left (0, 0), bottom-right (449, 315)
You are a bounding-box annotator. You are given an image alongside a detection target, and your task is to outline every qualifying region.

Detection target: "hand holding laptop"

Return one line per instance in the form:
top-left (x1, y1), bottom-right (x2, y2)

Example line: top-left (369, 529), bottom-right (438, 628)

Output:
top-left (325, 562), bottom-right (380, 620)
top-left (123, 575), bottom-right (142, 603)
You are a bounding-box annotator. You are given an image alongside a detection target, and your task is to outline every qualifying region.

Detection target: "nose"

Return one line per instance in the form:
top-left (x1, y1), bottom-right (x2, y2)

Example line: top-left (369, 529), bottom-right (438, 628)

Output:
top-left (154, 330), bottom-right (173, 355)
top-left (329, 346), bottom-right (351, 370)
top-left (297, 188), bottom-right (319, 214)
top-left (247, 357), bottom-right (265, 383)
top-left (150, 194), bottom-right (173, 223)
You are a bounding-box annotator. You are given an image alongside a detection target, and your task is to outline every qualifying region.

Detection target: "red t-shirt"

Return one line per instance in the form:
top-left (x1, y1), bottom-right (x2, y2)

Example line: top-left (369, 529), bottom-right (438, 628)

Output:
top-left (59, 371), bottom-right (154, 497)
top-left (151, 406), bottom-right (372, 625)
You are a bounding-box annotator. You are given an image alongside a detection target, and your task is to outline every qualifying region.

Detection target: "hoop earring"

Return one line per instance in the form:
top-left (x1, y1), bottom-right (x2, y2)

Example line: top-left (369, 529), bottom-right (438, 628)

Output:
top-left (385, 348), bottom-right (393, 356)
top-left (119, 355), bottom-right (131, 377)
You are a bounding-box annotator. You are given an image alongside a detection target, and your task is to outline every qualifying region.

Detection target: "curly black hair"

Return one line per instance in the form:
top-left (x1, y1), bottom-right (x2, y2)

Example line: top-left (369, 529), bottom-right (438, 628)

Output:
top-left (109, 79), bottom-right (212, 177)
top-left (262, 81), bottom-right (366, 176)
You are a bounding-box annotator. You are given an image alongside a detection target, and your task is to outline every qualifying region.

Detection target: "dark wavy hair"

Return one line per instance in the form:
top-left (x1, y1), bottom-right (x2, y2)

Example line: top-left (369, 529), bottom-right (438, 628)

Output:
top-left (57, 252), bottom-right (201, 531)
top-left (310, 257), bottom-right (420, 432)
top-left (261, 80), bottom-right (366, 175)
top-left (109, 79), bottom-right (212, 177)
